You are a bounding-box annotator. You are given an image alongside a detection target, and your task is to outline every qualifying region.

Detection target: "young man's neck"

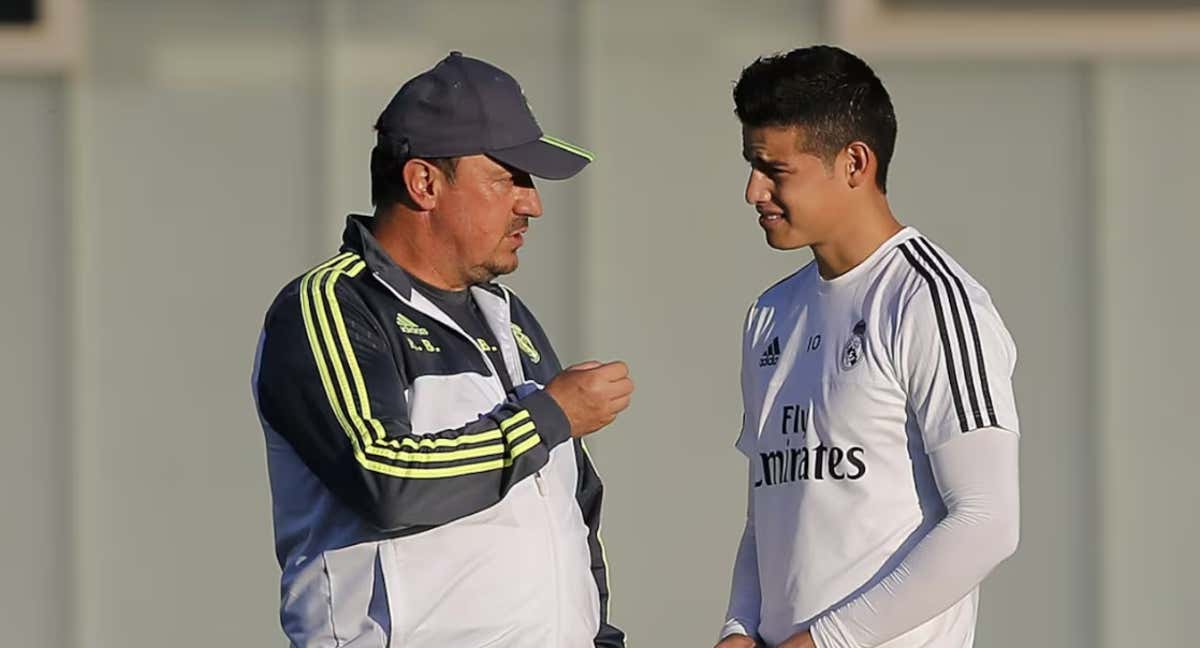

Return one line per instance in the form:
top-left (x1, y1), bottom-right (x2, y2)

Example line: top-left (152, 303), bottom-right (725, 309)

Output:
top-left (810, 197), bottom-right (903, 280)
top-left (370, 208), bottom-right (470, 291)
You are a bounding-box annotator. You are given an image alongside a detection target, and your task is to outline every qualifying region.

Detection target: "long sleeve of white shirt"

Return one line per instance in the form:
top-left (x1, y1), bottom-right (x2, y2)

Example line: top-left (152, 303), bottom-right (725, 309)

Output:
top-left (810, 427), bottom-right (1020, 648)
top-left (720, 467), bottom-right (762, 641)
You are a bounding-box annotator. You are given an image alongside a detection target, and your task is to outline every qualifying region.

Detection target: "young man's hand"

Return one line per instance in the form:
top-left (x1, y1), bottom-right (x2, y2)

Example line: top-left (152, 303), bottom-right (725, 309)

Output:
top-left (714, 634), bottom-right (758, 648)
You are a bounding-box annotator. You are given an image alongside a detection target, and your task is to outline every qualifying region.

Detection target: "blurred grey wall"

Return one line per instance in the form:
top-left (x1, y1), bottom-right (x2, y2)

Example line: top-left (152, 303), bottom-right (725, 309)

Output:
top-left (0, 76), bottom-right (68, 648)
top-left (1, 1), bottom-right (1195, 647)
top-left (1092, 62), bottom-right (1200, 646)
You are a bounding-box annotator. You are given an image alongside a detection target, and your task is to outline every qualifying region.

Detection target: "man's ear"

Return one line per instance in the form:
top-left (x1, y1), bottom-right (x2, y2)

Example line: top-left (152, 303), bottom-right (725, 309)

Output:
top-left (844, 141), bottom-right (875, 190)
top-left (402, 159), bottom-right (441, 211)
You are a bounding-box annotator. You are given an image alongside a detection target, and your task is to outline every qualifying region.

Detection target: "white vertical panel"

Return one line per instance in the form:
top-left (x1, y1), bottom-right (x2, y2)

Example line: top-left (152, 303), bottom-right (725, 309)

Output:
top-left (1095, 62), bottom-right (1200, 647)
top-left (579, 2), bottom-right (822, 644)
top-left (0, 77), bottom-right (68, 648)
top-left (74, 2), bottom-right (322, 646)
top-left (880, 62), bottom-right (1095, 647)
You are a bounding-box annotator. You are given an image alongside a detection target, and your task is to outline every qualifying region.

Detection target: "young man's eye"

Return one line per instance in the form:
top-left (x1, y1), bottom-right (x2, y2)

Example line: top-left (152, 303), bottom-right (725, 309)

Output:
top-left (751, 161), bottom-right (785, 177)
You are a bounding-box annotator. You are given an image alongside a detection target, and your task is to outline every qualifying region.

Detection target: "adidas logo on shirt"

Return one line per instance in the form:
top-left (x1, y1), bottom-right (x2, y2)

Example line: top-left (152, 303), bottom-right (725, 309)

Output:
top-left (395, 313), bottom-right (429, 336)
top-left (760, 337), bottom-right (781, 367)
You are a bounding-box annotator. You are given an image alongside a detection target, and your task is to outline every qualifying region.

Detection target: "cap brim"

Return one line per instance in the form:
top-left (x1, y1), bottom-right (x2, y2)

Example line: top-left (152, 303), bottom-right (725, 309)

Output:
top-left (488, 135), bottom-right (594, 180)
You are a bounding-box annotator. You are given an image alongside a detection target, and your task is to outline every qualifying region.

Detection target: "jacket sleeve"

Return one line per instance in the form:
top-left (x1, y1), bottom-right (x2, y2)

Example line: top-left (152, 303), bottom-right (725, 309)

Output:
top-left (254, 265), bottom-right (572, 532)
top-left (574, 440), bottom-right (625, 648)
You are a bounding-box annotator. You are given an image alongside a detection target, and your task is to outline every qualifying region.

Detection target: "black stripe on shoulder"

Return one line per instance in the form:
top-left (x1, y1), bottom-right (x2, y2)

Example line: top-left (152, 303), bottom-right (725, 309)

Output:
top-left (911, 238), bottom-right (984, 429)
top-left (917, 237), bottom-right (998, 427)
top-left (898, 241), bottom-right (970, 433)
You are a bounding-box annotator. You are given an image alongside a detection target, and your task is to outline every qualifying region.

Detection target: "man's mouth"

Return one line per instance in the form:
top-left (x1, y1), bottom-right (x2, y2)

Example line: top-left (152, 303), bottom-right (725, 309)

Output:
top-left (758, 212), bottom-right (784, 226)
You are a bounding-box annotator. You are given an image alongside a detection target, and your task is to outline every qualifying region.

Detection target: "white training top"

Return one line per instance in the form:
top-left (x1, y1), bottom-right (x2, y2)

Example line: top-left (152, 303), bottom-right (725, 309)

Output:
top-left (725, 227), bottom-right (1020, 647)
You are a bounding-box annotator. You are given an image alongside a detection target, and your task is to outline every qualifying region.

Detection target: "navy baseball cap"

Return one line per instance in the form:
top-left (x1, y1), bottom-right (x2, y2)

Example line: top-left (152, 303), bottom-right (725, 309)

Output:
top-left (375, 51), bottom-right (593, 180)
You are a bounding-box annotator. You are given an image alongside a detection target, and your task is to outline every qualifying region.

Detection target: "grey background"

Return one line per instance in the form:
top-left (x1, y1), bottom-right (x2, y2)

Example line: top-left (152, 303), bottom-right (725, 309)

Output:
top-left (1, 1), bottom-right (1195, 646)
top-left (887, 0), bottom-right (1200, 9)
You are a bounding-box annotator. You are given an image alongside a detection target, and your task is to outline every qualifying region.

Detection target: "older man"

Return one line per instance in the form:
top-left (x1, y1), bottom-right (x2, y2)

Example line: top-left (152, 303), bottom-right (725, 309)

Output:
top-left (253, 52), bottom-right (631, 648)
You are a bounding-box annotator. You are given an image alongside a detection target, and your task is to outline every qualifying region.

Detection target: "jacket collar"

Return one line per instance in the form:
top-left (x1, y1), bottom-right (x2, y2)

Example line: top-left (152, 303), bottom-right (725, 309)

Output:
top-left (339, 213), bottom-right (508, 301)
top-left (339, 214), bottom-right (414, 298)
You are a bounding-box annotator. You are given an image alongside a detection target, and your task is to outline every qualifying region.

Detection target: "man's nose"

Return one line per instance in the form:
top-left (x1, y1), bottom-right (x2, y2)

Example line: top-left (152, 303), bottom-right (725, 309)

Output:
top-left (516, 186), bottom-right (543, 218)
top-left (745, 169), bottom-right (770, 206)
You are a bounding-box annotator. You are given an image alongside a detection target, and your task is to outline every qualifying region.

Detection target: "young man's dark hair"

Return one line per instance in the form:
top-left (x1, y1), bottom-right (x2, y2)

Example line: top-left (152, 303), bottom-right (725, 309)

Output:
top-left (734, 45), bottom-right (897, 192)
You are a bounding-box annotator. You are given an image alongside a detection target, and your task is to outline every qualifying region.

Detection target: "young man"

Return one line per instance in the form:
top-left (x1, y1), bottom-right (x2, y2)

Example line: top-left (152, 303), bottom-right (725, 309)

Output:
top-left (717, 46), bottom-right (1021, 648)
top-left (252, 52), bottom-right (631, 647)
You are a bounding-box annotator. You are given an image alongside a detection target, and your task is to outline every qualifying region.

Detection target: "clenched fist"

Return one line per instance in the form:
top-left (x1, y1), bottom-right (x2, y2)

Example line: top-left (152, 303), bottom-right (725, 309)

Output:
top-left (544, 360), bottom-right (634, 437)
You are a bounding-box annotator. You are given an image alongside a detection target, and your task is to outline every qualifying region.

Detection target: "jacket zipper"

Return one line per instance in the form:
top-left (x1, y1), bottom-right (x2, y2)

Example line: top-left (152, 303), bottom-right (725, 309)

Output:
top-left (534, 472), bottom-right (561, 645)
top-left (377, 272), bottom-right (561, 640)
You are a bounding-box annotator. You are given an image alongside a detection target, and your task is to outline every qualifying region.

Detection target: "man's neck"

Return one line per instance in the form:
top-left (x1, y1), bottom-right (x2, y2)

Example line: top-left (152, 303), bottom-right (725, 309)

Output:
top-left (810, 198), bottom-right (902, 280)
top-left (370, 209), bottom-right (470, 291)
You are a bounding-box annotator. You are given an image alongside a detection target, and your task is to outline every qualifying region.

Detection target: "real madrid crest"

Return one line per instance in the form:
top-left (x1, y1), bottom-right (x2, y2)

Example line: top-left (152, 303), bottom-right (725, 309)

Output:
top-left (841, 319), bottom-right (867, 371)
top-left (511, 323), bottom-right (541, 364)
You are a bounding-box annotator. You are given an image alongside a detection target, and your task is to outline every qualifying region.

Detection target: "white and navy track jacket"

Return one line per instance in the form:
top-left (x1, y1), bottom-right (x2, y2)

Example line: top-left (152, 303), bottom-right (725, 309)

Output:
top-left (251, 215), bottom-right (622, 647)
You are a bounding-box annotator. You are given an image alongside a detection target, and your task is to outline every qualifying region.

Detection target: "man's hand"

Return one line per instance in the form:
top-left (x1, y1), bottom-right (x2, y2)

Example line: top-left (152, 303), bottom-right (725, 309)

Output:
top-left (715, 633), bottom-right (758, 648)
top-left (544, 360), bottom-right (634, 437)
top-left (778, 630), bottom-right (816, 648)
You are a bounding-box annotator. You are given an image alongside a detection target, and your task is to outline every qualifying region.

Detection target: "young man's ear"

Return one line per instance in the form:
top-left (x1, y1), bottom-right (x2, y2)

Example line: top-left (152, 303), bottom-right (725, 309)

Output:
top-left (844, 142), bottom-right (874, 189)
top-left (403, 159), bottom-right (441, 211)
